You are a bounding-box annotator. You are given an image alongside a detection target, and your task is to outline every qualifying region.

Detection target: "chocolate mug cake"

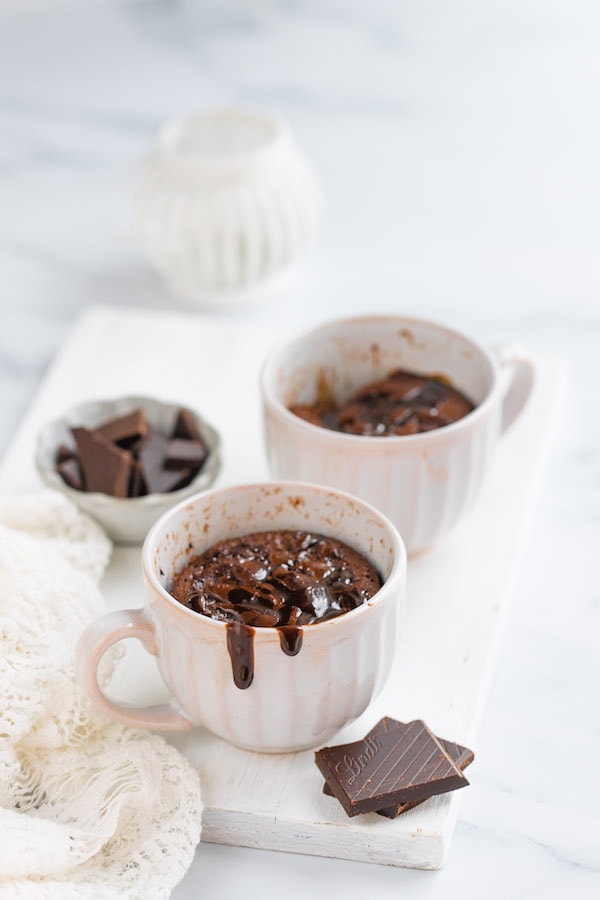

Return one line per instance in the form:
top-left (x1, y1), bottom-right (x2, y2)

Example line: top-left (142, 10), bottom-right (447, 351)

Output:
top-left (76, 481), bottom-right (405, 750)
top-left (290, 369), bottom-right (474, 436)
top-left (170, 529), bottom-right (382, 689)
top-left (261, 316), bottom-right (533, 555)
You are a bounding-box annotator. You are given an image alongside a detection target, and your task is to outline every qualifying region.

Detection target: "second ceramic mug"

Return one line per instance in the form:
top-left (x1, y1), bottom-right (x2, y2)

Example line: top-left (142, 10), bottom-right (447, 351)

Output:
top-left (75, 481), bottom-right (406, 752)
top-left (261, 315), bottom-right (535, 555)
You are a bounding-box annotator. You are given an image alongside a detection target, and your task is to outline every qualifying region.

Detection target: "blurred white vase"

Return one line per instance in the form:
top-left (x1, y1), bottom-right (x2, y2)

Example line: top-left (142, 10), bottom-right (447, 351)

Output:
top-left (137, 108), bottom-right (321, 306)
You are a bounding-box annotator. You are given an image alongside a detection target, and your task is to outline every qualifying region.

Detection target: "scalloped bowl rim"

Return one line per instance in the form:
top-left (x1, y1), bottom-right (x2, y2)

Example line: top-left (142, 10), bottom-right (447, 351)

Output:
top-left (35, 395), bottom-right (222, 513)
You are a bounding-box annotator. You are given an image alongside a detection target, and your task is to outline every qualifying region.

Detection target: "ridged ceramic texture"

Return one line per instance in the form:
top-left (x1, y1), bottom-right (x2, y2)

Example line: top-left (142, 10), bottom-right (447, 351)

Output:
top-left (263, 408), bottom-right (499, 556)
top-left (77, 482), bottom-right (406, 752)
top-left (261, 316), bottom-right (534, 555)
top-left (145, 482), bottom-right (404, 752)
top-left (137, 109), bottom-right (321, 305)
top-left (154, 586), bottom-right (397, 752)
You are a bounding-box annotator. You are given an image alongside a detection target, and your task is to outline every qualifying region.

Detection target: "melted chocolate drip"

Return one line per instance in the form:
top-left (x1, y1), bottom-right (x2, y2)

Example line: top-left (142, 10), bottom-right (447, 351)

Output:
top-left (226, 622), bottom-right (255, 690)
top-left (170, 529), bottom-right (381, 689)
top-left (278, 626), bottom-right (303, 657)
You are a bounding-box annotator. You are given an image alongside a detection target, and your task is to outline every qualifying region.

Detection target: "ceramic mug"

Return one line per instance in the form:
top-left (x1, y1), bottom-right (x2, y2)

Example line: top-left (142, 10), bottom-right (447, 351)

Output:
top-left (261, 315), bottom-right (535, 555)
top-left (76, 481), bottom-right (406, 753)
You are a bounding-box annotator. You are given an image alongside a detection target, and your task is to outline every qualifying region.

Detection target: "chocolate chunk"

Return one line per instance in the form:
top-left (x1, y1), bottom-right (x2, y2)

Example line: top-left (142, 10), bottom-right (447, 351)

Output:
top-left (56, 457), bottom-right (85, 491)
top-left (172, 408), bottom-right (203, 442)
top-left (164, 437), bottom-right (207, 470)
top-left (322, 730), bottom-right (474, 818)
top-left (54, 405), bottom-right (208, 499)
top-left (290, 368), bottom-right (474, 436)
top-left (138, 429), bottom-right (192, 494)
top-left (71, 427), bottom-right (132, 498)
top-left (56, 443), bottom-right (75, 464)
top-left (315, 718), bottom-right (469, 817)
top-left (97, 409), bottom-right (149, 447)
top-left (128, 459), bottom-right (147, 498)
top-left (377, 736), bottom-right (474, 817)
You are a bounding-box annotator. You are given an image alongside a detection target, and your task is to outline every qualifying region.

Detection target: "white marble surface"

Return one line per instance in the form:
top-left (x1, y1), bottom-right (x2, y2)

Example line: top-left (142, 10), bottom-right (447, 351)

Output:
top-left (0, 1), bottom-right (598, 897)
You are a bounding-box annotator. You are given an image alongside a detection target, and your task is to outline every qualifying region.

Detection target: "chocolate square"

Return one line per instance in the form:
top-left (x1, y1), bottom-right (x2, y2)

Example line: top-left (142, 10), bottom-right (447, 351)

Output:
top-left (315, 718), bottom-right (469, 817)
top-left (138, 429), bottom-right (193, 494)
top-left (56, 406), bottom-right (208, 500)
top-left (322, 732), bottom-right (474, 818)
top-left (164, 437), bottom-right (207, 469)
top-left (71, 427), bottom-right (132, 498)
top-left (97, 409), bottom-right (149, 446)
top-left (56, 457), bottom-right (85, 491)
top-left (172, 408), bottom-right (203, 443)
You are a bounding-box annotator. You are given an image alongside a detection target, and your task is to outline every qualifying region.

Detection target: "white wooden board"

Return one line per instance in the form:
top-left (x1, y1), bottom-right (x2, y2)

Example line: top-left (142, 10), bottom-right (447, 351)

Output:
top-left (0, 305), bottom-right (565, 869)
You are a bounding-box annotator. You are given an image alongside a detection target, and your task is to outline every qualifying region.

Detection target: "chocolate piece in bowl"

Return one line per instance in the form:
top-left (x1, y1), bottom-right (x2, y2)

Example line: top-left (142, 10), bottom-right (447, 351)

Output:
top-left (170, 528), bottom-right (382, 690)
top-left (55, 456), bottom-right (84, 491)
top-left (72, 427), bottom-right (132, 498)
top-left (56, 443), bottom-right (75, 464)
top-left (315, 717), bottom-right (469, 817)
top-left (137, 429), bottom-right (193, 495)
top-left (164, 437), bottom-right (207, 470)
top-left (322, 727), bottom-right (475, 818)
top-left (55, 407), bottom-right (209, 499)
top-left (172, 407), bottom-right (204, 442)
top-left (96, 408), bottom-right (149, 447)
top-left (128, 458), bottom-right (147, 498)
top-left (37, 396), bottom-right (221, 544)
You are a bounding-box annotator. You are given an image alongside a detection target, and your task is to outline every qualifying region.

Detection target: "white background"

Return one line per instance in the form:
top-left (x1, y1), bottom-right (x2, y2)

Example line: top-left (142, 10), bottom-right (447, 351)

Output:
top-left (0, 1), bottom-right (598, 898)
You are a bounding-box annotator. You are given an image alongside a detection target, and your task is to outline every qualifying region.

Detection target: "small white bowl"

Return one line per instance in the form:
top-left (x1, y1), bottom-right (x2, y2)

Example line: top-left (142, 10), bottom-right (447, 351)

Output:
top-left (35, 396), bottom-right (222, 544)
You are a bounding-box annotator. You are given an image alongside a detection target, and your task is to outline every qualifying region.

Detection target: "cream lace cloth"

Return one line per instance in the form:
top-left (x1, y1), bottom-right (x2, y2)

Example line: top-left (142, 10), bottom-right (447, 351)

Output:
top-left (0, 493), bottom-right (203, 898)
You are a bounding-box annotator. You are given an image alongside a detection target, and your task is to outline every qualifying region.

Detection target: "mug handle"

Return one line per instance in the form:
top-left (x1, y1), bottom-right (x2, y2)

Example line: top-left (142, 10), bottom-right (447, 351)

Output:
top-left (491, 343), bottom-right (535, 435)
top-left (75, 608), bottom-right (195, 731)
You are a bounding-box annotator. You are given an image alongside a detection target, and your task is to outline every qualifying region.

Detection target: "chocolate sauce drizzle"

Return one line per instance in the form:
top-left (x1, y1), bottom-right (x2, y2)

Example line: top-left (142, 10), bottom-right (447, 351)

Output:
top-left (226, 622), bottom-right (255, 690)
top-left (225, 623), bottom-right (303, 688)
top-left (278, 626), bottom-right (303, 657)
top-left (290, 368), bottom-right (474, 436)
top-left (170, 529), bottom-right (381, 690)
